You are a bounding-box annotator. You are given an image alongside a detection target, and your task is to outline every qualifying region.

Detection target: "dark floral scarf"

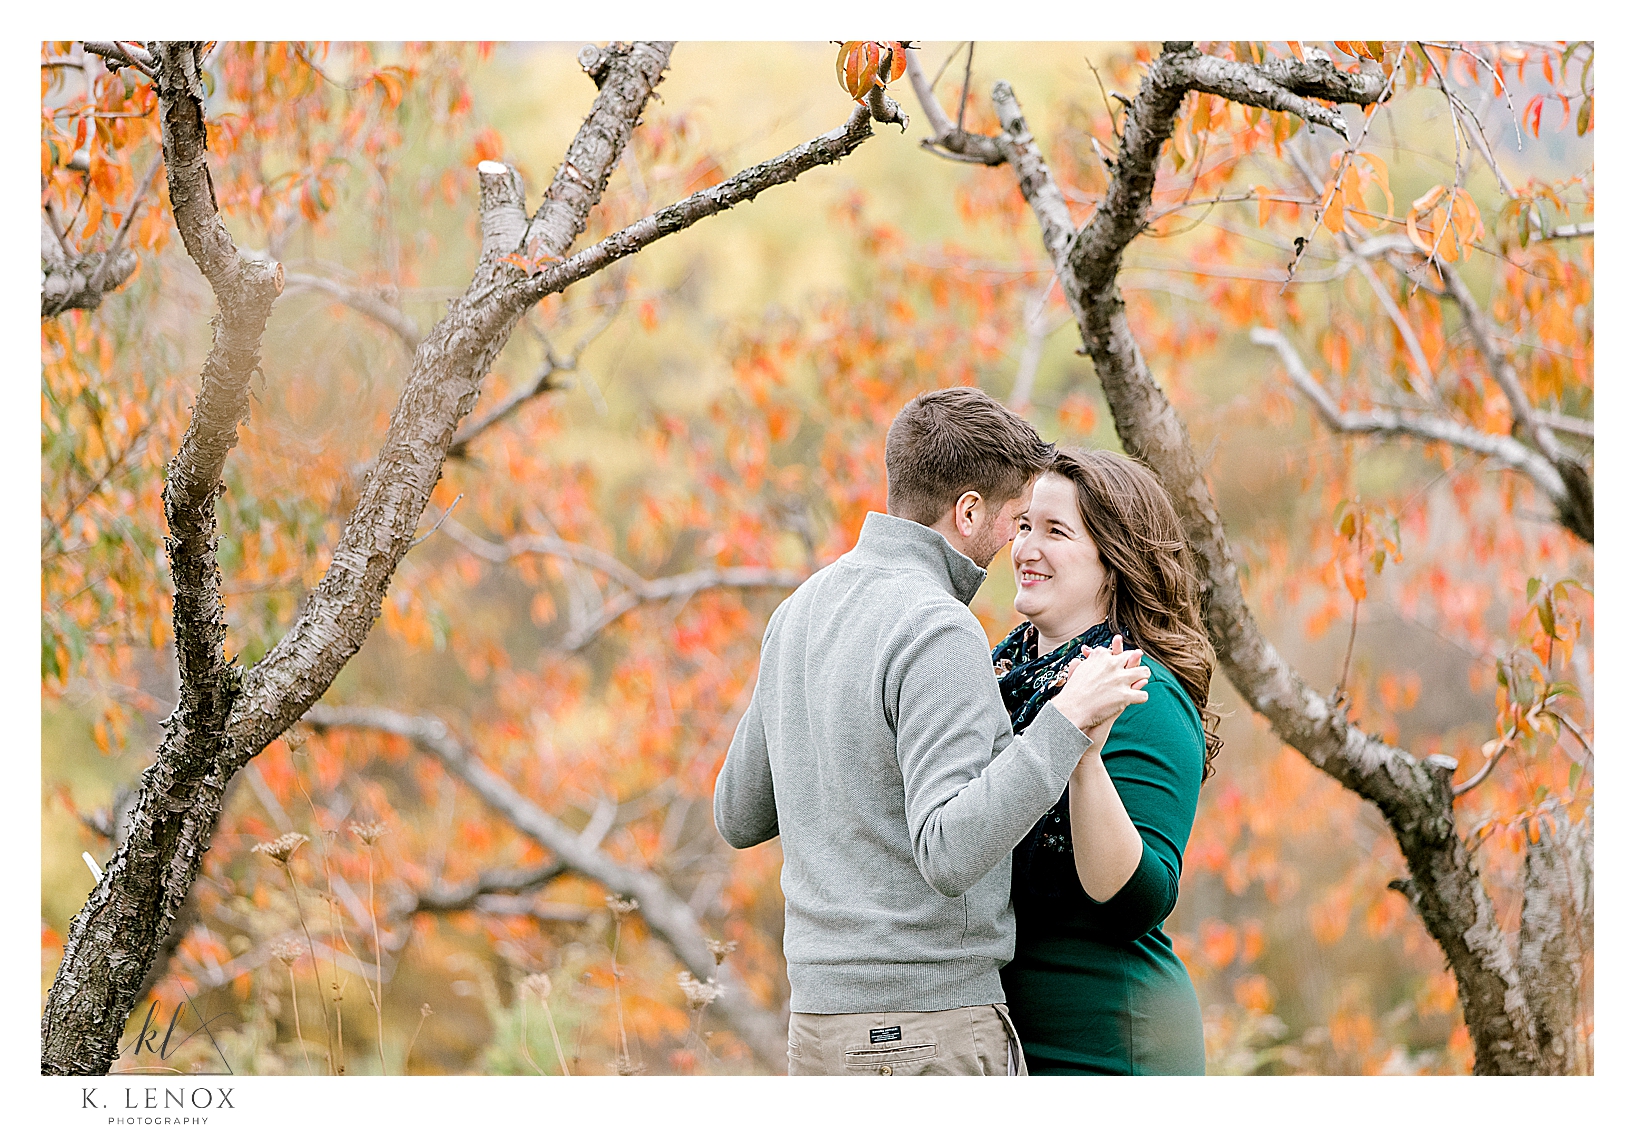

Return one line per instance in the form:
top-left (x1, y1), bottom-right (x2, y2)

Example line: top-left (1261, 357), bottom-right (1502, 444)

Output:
top-left (992, 617), bottom-right (1118, 733)
top-left (992, 616), bottom-right (1117, 895)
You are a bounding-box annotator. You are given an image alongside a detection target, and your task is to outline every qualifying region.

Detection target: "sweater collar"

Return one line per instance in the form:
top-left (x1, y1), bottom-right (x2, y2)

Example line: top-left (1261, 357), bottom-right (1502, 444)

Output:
top-left (849, 511), bottom-right (989, 606)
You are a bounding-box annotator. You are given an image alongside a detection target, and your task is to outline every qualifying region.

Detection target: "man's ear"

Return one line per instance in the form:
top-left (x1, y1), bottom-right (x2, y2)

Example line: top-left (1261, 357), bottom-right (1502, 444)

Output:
top-left (952, 491), bottom-right (983, 537)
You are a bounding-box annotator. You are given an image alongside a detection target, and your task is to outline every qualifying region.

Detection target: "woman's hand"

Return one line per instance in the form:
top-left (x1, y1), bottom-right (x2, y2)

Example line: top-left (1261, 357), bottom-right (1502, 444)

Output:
top-left (1081, 634), bottom-right (1144, 752)
top-left (1050, 634), bottom-right (1151, 736)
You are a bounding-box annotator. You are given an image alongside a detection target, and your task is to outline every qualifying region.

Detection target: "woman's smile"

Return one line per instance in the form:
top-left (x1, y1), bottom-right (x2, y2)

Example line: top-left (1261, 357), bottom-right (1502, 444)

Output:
top-left (1012, 472), bottom-right (1111, 653)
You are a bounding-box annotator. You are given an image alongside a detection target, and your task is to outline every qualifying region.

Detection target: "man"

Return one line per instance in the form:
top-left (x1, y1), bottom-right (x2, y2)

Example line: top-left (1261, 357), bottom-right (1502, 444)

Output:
top-left (714, 386), bottom-right (1151, 1075)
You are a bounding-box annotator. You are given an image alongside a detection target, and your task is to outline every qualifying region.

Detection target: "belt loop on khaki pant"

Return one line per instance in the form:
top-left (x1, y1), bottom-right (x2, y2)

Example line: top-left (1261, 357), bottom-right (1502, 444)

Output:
top-left (993, 1003), bottom-right (1028, 1076)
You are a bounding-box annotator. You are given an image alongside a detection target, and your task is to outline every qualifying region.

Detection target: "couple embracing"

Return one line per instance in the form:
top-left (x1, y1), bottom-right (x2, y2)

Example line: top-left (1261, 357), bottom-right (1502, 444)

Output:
top-left (715, 386), bottom-right (1221, 1076)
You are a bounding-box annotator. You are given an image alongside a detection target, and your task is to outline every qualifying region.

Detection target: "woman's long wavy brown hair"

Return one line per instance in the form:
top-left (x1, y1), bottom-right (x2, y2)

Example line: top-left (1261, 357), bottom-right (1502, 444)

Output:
top-left (1051, 448), bottom-right (1223, 780)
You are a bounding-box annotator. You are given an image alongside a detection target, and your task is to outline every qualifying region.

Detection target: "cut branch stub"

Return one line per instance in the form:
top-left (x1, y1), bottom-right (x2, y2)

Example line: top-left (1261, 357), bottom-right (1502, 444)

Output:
top-left (477, 160), bottom-right (528, 265)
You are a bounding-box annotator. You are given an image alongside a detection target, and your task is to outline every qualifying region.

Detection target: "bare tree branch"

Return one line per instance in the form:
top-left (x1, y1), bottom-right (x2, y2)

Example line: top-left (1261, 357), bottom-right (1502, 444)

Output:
top-left (282, 272), bottom-right (421, 353)
top-left (393, 861), bottom-right (569, 916)
top-left (519, 43), bottom-right (675, 260)
top-left (448, 281), bottom-right (625, 458)
top-left (41, 221), bottom-right (138, 318)
top-left (1250, 327), bottom-right (1568, 498)
top-left (85, 157), bottom-right (162, 296)
top-left (41, 156), bottom-right (161, 318)
top-left (443, 519), bottom-right (647, 588)
top-left (305, 704), bottom-right (789, 1072)
top-left (1396, 249), bottom-right (1593, 542)
top-left (904, 46), bottom-right (1004, 165)
top-left (1537, 412), bottom-right (1592, 440)
top-left (1009, 278), bottom-right (1057, 412)
top-left (561, 566), bottom-right (808, 652)
top-left (1352, 258), bottom-right (1437, 398)
top-left (1451, 740), bottom-right (1510, 798)
top-left (1167, 50), bottom-right (1390, 140)
top-left (83, 40), bottom-right (155, 78)
top-left (442, 520), bottom-right (804, 650)
top-left (1538, 221), bottom-right (1592, 241)
top-left (1282, 159), bottom-right (1592, 545)
top-left (520, 102), bottom-right (888, 303)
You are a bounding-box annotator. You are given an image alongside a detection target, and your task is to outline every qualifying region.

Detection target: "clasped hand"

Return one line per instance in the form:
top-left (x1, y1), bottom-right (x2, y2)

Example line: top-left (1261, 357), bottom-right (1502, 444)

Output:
top-left (1050, 635), bottom-right (1150, 735)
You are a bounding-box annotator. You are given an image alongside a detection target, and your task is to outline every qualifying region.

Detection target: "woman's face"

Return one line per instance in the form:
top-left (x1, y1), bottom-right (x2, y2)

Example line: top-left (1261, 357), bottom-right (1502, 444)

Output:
top-left (1011, 472), bottom-right (1110, 645)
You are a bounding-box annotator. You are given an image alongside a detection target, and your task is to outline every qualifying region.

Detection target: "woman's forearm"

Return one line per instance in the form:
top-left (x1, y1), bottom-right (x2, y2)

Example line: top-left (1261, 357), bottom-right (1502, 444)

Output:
top-left (1067, 725), bottom-right (1145, 902)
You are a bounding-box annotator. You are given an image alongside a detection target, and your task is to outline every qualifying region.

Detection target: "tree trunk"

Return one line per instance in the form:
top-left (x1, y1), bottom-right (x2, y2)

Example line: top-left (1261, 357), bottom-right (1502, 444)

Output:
top-left (934, 42), bottom-right (1591, 1074)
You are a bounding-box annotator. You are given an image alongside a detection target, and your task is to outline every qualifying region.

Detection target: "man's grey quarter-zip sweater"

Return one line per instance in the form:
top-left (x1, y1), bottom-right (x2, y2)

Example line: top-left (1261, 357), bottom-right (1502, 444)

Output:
top-left (714, 512), bottom-right (1091, 1013)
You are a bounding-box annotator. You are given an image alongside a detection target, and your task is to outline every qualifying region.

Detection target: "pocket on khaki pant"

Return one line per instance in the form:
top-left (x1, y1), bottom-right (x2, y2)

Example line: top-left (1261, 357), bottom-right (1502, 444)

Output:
top-left (841, 1040), bottom-right (938, 1075)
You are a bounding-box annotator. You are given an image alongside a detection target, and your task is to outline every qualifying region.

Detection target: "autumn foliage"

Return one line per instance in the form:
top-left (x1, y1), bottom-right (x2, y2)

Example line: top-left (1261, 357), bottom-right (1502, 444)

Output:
top-left (43, 41), bottom-right (1591, 1074)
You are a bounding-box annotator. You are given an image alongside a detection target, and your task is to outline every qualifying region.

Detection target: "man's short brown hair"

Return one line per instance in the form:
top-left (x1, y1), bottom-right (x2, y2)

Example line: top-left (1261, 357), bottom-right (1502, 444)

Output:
top-left (884, 386), bottom-right (1056, 525)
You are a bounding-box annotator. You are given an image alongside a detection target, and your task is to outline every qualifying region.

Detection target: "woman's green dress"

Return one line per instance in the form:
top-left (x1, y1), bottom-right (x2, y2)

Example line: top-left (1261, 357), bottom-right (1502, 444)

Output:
top-left (993, 620), bottom-right (1207, 1075)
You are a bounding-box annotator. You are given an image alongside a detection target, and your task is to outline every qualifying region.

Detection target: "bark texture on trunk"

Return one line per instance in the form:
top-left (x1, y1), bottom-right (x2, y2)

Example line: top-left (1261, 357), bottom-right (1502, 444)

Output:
top-left (42, 41), bottom-right (284, 1075)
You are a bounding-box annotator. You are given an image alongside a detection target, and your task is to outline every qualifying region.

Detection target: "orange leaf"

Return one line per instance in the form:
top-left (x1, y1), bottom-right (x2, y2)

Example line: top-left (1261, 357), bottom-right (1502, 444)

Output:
top-left (884, 41), bottom-right (908, 84)
top-left (1357, 152), bottom-right (1393, 215)
top-left (1321, 193), bottom-right (1347, 233)
top-left (835, 41), bottom-right (880, 101)
top-left (1406, 185), bottom-right (1448, 255)
top-left (470, 127), bottom-right (504, 165)
top-left (1234, 974), bottom-right (1275, 1012)
top-left (1200, 919), bottom-right (1238, 968)
top-left (1410, 184), bottom-right (1446, 215)
top-left (1525, 94), bottom-right (1544, 137)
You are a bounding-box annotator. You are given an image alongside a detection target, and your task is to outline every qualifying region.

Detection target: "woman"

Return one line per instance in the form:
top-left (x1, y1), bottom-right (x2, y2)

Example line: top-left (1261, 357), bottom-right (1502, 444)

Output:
top-left (993, 448), bottom-right (1222, 1075)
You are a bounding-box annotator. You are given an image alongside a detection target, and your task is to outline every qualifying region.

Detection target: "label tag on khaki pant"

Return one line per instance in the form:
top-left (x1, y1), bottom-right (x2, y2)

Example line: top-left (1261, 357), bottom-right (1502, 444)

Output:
top-left (868, 1026), bottom-right (902, 1044)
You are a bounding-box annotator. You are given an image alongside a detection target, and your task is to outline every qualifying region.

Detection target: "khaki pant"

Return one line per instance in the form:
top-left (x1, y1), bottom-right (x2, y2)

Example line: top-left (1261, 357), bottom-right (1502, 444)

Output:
top-left (787, 1004), bottom-right (1027, 1075)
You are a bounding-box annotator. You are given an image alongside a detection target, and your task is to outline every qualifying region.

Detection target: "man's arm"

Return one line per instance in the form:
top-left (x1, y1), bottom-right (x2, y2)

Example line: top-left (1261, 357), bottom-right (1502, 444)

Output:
top-left (713, 674), bottom-right (779, 848)
top-left (893, 614), bottom-right (1094, 897)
